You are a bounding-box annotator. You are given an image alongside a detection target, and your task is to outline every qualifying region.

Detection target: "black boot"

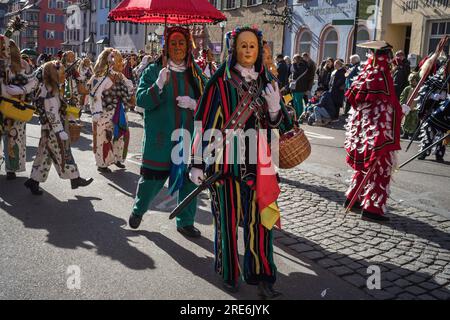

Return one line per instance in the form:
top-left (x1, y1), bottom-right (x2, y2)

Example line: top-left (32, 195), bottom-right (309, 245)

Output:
top-left (222, 280), bottom-right (239, 293)
top-left (343, 198), bottom-right (363, 212)
top-left (129, 213), bottom-right (143, 229)
top-left (436, 156), bottom-right (445, 163)
top-left (362, 210), bottom-right (390, 222)
top-left (71, 177), bottom-right (94, 189)
top-left (257, 281), bottom-right (282, 300)
top-left (24, 178), bottom-right (43, 195)
top-left (6, 172), bottom-right (16, 180)
top-left (177, 225), bottom-right (201, 238)
top-left (97, 166), bottom-right (112, 173)
top-left (115, 161), bottom-right (126, 169)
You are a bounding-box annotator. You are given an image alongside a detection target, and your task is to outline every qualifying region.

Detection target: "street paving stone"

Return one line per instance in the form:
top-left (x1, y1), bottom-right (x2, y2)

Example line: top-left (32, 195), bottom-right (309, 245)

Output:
top-left (275, 168), bottom-right (450, 300)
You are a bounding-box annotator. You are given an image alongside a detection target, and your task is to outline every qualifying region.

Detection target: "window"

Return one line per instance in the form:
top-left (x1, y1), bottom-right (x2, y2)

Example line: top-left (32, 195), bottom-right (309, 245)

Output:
top-left (100, 0), bottom-right (103, 9)
top-left (224, 0), bottom-right (240, 10)
top-left (46, 30), bottom-right (55, 39)
top-left (297, 29), bottom-right (312, 55)
top-left (119, 23), bottom-right (122, 35)
top-left (46, 14), bottom-right (56, 23)
top-left (100, 24), bottom-right (103, 36)
top-left (209, 0), bottom-right (221, 9)
top-left (76, 29), bottom-right (80, 41)
top-left (135, 24), bottom-right (139, 34)
top-left (322, 28), bottom-right (338, 60)
top-left (129, 23), bottom-right (133, 34)
top-left (49, 0), bottom-right (56, 9)
top-left (114, 23), bottom-right (117, 35)
top-left (428, 21), bottom-right (450, 55)
top-left (246, 0), bottom-right (261, 6)
top-left (57, 0), bottom-right (64, 9)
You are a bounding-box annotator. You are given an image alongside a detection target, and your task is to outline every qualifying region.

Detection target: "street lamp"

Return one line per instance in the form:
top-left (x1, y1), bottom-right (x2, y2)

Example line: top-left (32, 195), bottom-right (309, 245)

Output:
top-left (148, 32), bottom-right (158, 54)
top-left (219, 21), bottom-right (227, 61)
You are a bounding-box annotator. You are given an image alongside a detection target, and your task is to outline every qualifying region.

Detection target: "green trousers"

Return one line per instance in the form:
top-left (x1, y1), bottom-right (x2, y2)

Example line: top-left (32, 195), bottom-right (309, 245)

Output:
top-left (132, 175), bottom-right (197, 228)
top-left (292, 92), bottom-right (305, 119)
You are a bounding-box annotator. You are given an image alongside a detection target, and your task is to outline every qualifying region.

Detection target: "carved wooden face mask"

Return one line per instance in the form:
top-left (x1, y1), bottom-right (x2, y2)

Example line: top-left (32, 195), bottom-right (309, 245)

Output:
top-left (236, 31), bottom-right (259, 68)
top-left (263, 43), bottom-right (272, 68)
top-left (168, 32), bottom-right (187, 65)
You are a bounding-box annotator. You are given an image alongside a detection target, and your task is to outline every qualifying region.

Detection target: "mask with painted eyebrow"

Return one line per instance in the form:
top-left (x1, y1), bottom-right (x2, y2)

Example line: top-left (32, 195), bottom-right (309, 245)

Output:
top-left (168, 32), bottom-right (187, 65)
top-left (236, 31), bottom-right (259, 68)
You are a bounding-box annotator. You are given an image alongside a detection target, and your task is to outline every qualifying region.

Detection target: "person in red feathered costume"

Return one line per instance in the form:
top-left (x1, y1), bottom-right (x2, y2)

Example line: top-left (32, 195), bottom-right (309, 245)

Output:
top-left (343, 41), bottom-right (410, 222)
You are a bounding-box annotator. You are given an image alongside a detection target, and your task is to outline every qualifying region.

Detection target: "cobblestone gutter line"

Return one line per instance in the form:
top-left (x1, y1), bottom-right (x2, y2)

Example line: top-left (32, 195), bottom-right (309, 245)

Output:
top-left (274, 169), bottom-right (450, 300)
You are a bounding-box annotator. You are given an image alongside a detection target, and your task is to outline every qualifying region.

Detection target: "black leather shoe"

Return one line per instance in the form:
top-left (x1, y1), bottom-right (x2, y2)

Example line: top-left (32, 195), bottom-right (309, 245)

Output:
top-left (6, 172), bottom-right (16, 180)
top-left (344, 198), bottom-right (363, 211)
top-left (71, 177), bottom-right (94, 189)
top-left (362, 210), bottom-right (390, 222)
top-left (129, 213), bottom-right (143, 229)
top-left (97, 167), bottom-right (112, 173)
top-left (115, 161), bottom-right (126, 168)
top-left (257, 281), bottom-right (282, 300)
top-left (24, 178), bottom-right (43, 195)
top-left (222, 280), bottom-right (239, 293)
top-left (417, 154), bottom-right (426, 160)
top-left (436, 156), bottom-right (445, 163)
top-left (177, 225), bottom-right (201, 238)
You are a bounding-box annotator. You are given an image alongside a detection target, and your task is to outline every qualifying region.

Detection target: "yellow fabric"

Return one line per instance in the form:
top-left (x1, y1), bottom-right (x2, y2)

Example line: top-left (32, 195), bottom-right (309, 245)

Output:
top-left (0, 98), bottom-right (35, 122)
top-left (283, 94), bottom-right (293, 105)
top-left (260, 202), bottom-right (280, 230)
top-left (66, 105), bottom-right (81, 119)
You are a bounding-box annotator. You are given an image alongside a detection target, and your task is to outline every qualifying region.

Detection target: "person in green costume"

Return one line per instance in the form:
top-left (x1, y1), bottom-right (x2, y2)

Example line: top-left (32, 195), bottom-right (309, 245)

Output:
top-left (128, 26), bottom-right (207, 238)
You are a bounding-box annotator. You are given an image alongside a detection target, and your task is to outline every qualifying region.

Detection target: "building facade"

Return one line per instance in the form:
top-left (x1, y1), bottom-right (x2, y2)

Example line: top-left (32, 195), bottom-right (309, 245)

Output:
top-left (5, 0), bottom-right (40, 51)
top-left (376, 0), bottom-right (450, 67)
top-left (285, 0), bottom-right (378, 64)
top-left (39, 0), bottom-right (66, 56)
top-left (206, 0), bottom-right (286, 62)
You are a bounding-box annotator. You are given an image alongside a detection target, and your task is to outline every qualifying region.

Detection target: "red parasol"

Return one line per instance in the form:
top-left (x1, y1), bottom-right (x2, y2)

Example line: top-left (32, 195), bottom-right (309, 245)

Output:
top-left (108, 0), bottom-right (227, 25)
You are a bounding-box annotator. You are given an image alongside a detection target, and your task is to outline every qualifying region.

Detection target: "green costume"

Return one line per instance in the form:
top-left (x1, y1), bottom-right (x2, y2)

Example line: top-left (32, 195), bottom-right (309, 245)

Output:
top-left (132, 28), bottom-right (207, 228)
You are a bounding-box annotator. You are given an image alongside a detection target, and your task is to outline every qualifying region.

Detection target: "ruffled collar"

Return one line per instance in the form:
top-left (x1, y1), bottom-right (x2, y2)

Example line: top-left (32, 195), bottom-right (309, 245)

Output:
top-left (234, 63), bottom-right (259, 82)
top-left (168, 59), bottom-right (187, 72)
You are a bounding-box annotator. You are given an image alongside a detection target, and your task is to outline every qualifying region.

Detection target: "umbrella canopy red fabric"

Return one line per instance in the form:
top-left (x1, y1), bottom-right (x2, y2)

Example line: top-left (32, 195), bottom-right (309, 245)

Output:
top-left (108, 0), bottom-right (227, 25)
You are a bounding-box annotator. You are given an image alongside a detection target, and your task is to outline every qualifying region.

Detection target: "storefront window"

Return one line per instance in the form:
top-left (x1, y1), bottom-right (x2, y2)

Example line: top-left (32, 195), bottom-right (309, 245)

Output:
top-left (322, 28), bottom-right (338, 60)
top-left (429, 21), bottom-right (450, 55)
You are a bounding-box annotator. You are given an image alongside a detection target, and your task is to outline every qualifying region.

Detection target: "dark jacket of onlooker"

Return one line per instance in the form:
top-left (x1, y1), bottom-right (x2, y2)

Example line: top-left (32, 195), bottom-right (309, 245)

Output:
top-left (290, 59), bottom-right (309, 93)
top-left (277, 59), bottom-right (290, 90)
top-left (393, 58), bottom-right (411, 99)
top-left (329, 67), bottom-right (347, 116)
top-left (305, 60), bottom-right (317, 92)
top-left (345, 62), bottom-right (361, 90)
top-left (317, 64), bottom-right (334, 91)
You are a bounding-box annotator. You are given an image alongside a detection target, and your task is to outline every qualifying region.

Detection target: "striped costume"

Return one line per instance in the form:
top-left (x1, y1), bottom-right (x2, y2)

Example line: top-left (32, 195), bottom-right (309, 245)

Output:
top-left (192, 64), bottom-right (293, 286)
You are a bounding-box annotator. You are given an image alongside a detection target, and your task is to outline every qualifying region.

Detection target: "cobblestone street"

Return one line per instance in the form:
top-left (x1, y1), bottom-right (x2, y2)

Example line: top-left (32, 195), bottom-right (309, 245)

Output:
top-left (274, 169), bottom-right (450, 300)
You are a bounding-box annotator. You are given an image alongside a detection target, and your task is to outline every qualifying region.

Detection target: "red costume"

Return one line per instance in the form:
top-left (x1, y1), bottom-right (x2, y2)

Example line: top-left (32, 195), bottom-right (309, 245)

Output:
top-left (344, 49), bottom-right (403, 219)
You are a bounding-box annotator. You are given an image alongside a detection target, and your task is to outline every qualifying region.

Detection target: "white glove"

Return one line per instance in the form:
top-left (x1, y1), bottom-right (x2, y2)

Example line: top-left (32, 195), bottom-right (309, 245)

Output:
top-left (92, 113), bottom-right (102, 122)
top-left (401, 104), bottom-right (411, 116)
top-left (262, 82), bottom-right (281, 120)
top-left (176, 96), bottom-right (197, 111)
top-left (189, 168), bottom-right (205, 186)
top-left (155, 67), bottom-right (170, 90)
top-left (59, 131), bottom-right (69, 141)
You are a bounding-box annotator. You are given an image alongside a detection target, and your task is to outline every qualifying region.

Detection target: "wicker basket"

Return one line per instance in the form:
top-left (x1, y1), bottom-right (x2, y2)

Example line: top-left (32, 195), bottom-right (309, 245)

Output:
top-left (68, 123), bottom-right (83, 143)
top-left (276, 126), bottom-right (311, 169)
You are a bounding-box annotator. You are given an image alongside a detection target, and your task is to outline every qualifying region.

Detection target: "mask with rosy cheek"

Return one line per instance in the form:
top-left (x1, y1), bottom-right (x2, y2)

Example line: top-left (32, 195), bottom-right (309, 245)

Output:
top-left (168, 32), bottom-right (188, 64)
top-left (236, 31), bottom-right (259, 68)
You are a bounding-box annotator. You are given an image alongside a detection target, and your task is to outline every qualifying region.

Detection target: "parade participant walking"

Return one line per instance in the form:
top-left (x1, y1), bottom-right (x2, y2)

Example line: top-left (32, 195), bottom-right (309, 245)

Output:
top-left (418, 98), bottom-right (450, 162)
top-left (190, 26), bottom-right (293, 298)
top-left (0, 37), bottom-right (37, 180)
top-left (61, 51), bottom-right (83, 120)
top-left (344, 41), bottom-right (409, 222)
top-left (24, 61), bottom-right (93, 195)
top-left (129, 27), bottom-right (207, 238)
top-left (415, 60), bottom-right (450, 161)
top-left (196, 48), bottom-right (217, 78)
top-left (88, 48), bottom-right (133, 173)
top-left (400, 72), bottom-right (420, 139)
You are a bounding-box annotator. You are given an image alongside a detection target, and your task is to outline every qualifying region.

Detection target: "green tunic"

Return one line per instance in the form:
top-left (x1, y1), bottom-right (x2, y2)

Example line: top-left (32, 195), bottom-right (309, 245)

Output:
top-left (136, 63), bottom-right (198, 171)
